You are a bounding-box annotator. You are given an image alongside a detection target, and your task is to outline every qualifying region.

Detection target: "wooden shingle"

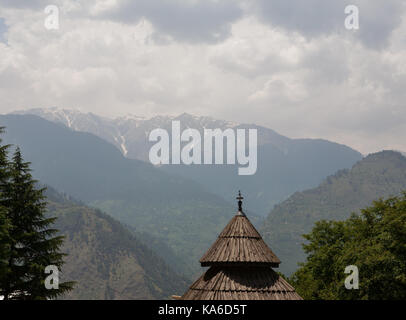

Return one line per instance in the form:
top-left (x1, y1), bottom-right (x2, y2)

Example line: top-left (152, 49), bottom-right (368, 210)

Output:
top-left (182, 266), bottom-right (303, 300)
top-left (200, 215), bottom-right (281, 267)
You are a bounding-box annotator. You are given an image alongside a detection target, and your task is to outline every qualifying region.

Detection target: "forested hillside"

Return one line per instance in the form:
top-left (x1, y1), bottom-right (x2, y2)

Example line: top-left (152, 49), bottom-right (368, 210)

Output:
top-left (45, 188), bottom-right (189, 300)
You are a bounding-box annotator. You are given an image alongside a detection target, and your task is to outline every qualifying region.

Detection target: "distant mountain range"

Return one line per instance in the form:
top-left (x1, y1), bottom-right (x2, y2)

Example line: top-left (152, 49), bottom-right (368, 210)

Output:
top-left (12, 108), bottom-right (363, 215)
top-left (0, 114), bottom-right (242, 278)
top-left (261, 150), bottom-right (406, 275)
top-left (45, 187), bottom-right (188, 300)
top-left (12, 108), bottom-right (242, 159)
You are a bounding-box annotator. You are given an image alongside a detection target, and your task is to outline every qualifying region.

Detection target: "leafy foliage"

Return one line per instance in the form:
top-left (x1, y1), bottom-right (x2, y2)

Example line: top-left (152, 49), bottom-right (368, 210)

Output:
top-left (291, 193), bottom-right (406, 300)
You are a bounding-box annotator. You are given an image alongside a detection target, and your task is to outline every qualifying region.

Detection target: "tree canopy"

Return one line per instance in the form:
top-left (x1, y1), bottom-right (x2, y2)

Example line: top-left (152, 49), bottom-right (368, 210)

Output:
top-left (291, 193), bottom-right (406, 300)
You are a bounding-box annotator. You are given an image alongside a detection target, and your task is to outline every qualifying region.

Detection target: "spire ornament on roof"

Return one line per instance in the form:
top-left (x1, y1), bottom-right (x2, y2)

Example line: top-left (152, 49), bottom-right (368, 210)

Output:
top-left (237, 190), bottom-right (244, 215)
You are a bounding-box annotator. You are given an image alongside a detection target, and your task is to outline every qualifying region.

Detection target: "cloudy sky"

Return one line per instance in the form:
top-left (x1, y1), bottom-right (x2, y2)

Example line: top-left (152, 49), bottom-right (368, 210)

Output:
top-left (0, 0), bottom-right (405, 154)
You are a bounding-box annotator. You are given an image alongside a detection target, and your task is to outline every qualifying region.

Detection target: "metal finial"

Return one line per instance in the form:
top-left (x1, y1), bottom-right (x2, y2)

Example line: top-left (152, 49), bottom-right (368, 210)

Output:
top-left (236, 190), bottom-right (243, 212)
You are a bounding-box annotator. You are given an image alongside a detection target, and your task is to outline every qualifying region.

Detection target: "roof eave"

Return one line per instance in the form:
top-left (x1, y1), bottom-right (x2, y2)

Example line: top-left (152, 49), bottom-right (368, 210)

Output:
top-left (200, 262), bottom-right (280, 268)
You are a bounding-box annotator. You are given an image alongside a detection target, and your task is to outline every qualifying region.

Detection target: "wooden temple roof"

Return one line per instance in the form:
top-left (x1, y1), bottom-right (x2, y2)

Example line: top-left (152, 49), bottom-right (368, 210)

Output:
top-left (181, 266), bottom-right (302, 300)
top-left (181, 191), bottom-right (302, 300)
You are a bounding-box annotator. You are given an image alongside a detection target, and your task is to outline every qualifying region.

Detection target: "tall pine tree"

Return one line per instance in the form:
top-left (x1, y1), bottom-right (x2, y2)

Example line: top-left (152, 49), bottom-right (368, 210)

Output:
top-left (0, 206), bottom-right (10, 285)
top-left (0, 127), bottom-right (11, 295)
top-left (2, 147), bottom-right (74, 299)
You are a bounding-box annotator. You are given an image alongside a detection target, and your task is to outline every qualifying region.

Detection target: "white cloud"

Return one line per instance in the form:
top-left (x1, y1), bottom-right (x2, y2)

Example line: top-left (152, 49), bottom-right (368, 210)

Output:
top-left (0, 1), bottom-right (405, 154)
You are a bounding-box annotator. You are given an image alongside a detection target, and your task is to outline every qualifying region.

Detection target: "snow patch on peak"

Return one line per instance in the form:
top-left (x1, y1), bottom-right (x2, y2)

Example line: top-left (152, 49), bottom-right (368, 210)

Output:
top-left (119, 114), bottom-right (146, 121)
top-left (119, 134), bottom-right (128, 156)
top-left (60, 109), bottom-right (73, 128)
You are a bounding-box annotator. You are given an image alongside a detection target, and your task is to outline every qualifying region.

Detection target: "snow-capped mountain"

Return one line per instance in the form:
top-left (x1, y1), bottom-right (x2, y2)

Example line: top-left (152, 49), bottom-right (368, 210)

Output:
top-left (10, 108), bottom-right (363, 216)
top-left (12, 108), bottom-right (290, 161)
top-left (12, 108), bottom-right (134, 157)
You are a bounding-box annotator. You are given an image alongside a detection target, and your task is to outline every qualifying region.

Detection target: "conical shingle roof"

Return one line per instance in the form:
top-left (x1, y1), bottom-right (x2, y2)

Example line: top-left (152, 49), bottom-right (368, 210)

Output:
top-left (199, 213), bottom-right (281, 267)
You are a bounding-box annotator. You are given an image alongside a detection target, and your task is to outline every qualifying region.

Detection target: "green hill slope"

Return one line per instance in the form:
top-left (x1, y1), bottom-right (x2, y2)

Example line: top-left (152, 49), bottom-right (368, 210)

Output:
top-left (262, 151), bottom-right (406, 275)
top-left (45, 188), bottom-right (188, 300)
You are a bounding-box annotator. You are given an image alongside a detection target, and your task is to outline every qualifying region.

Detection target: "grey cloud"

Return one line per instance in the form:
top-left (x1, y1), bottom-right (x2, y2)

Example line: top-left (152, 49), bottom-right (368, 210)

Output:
top-left (0, 0), bottom-right (48, 9)
top-left (100, 0), bottom-right (243, 43)
top-left (256, 0), bottom-right (343, 35)
top-left (356, 1), bottom-right (405, 50)
top-left (0, 18), bottom-right (7, 43)
top-left (302, 44), bottom-right (351, 84)
top-left (255, 0), bottom-right (405, 50)
top-left (2, 0), bottom-right (403, 48)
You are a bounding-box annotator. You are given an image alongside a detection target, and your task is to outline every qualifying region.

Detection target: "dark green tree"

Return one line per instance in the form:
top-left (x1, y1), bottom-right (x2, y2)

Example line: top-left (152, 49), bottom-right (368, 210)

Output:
top-left (1, 147), bottom-right (74, 299)
top-left (0, 206), bottom-right (11, 285)
top-left (0, 127), bottom-right (9, 185)
top-left (291, 193), bottom-right (406, 300)
top-left (0, 127), bottom-right (11, 292)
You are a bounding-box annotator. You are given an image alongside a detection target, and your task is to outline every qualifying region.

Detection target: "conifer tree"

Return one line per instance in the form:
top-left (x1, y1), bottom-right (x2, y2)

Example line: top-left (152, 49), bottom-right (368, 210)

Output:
top-left (0, 206), bottom-right (11, 288)
top-left (0, 127), bottom-right (11, 296)
top-left (2, 147), bottom-right (74, 299)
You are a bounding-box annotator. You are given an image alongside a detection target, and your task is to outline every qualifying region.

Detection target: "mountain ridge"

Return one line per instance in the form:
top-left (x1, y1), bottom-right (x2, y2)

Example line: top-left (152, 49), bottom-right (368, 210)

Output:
top-left (10, 108), bottom-right (363, 216)
top-left (12, 108), bottom-right (292, 157)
